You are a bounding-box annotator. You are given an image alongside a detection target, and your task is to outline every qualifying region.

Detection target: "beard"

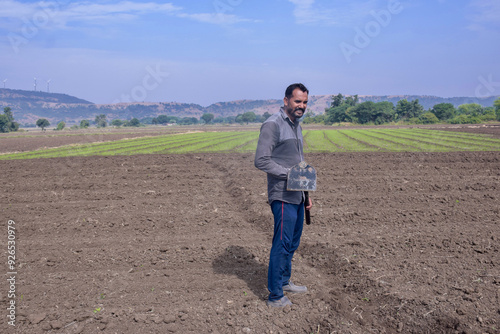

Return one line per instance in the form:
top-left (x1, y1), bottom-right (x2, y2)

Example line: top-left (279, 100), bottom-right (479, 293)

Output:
top-left (285, 105), bottom-right (305, 121)
top-left (291, 107), bottom-right (305, 119)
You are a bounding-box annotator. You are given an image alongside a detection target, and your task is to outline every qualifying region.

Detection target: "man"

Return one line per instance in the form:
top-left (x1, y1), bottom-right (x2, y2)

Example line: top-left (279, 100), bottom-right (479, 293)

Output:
top-left (254, 83), bottom-right (313, 307)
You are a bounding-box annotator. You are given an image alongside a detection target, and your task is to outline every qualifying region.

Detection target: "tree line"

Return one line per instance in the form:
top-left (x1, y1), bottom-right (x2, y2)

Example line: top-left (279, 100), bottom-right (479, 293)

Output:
top-left (4, 93), bottom-right (500, 133)
top-left (151, 111), bottom-right (273, 125)
top-left (0, 107), bottom-right (19, 133)
top-left (33, 114), bottom-right (143, 131)
top-left (32, 111), bottom-right (273, 130)
top-left (304, 94), bottom-right (500, 125)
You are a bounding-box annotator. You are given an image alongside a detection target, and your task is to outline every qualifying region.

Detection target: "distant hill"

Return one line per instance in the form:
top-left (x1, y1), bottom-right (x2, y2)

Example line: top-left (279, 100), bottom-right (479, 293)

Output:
top-left (0, 88), bottom-right (497, 125)
top-left (0, 88), bottom-right (93, 105)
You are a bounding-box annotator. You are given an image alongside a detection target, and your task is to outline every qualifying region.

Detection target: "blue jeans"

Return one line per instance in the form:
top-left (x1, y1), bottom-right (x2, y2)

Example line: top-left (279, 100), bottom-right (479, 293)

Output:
top-left (268, 200), bottom-right (304, 301)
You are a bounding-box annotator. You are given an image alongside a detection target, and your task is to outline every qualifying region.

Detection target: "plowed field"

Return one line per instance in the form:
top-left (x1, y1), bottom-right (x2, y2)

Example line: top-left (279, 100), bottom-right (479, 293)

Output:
top-left (1, 127), bottom-right (499, 333)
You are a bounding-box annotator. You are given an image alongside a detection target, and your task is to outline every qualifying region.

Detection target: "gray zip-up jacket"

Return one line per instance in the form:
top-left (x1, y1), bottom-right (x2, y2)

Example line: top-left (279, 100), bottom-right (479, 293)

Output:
top-left (254, 107), bottom-right (304, 205)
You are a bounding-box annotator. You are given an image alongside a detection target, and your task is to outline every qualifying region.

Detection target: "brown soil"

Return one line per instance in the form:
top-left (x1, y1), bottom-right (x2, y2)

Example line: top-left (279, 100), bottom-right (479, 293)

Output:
top-left (0, 135), bottom-right (499, 333)
top-left (434, 124), bottom-right (500, 138)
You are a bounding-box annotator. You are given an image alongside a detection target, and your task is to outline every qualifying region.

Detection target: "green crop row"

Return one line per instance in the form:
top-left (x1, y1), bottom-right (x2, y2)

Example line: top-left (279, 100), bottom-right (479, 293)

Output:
top-left (367, 129), bottom-right (452, 152)
top-left (303, 130), bottom-right (338, 152)
top-left (378, 129), bottom-right (500, 151)
top-left (323, 130), bottom-right (381, 152)
top-left (1, 129), bottom-right (499, 160)
top-left (165, 132), bottom-right (256, 153)
top-left (410, 128), bottom-right (500, 144)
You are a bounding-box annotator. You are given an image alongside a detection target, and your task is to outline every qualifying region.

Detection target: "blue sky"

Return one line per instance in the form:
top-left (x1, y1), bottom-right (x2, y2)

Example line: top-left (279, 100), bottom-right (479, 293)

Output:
top-left (0, 0), bottom-right (499, 105)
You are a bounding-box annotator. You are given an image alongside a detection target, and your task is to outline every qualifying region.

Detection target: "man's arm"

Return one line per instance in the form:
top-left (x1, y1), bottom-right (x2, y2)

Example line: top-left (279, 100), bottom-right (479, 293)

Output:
top-left (254, 121), bottom-right (289, 179)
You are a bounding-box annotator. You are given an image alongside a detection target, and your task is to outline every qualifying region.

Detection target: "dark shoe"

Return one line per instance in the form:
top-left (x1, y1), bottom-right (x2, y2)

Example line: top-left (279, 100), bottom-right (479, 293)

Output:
top-left (266, 296), bottom-right (292, 307)
top-left (283, 282), bottom-right (307, 293)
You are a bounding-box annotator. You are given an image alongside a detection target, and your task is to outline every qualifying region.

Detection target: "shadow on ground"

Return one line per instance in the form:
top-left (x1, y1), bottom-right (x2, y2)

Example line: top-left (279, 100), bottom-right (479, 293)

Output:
top-left (212, 245), bottom-right (268, 300)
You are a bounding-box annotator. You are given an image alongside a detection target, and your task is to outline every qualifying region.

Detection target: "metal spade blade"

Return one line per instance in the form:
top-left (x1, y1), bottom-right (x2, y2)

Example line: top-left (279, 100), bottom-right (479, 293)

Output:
top-left (287, 161), bottom-right (317, 191)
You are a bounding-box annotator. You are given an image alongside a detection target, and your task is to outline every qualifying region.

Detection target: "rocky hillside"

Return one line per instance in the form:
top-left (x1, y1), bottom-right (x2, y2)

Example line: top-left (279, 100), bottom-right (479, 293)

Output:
top-left (0, 88), bottom-right (497, 125)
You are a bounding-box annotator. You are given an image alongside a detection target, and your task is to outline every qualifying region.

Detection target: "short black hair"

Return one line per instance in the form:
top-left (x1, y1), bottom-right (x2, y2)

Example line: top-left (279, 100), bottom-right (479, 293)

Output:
top-left (285, 83), bottom-right (309, 99)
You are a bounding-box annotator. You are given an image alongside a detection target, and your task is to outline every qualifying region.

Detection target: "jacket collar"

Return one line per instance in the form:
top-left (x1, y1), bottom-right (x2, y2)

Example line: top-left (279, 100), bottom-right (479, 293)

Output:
top-left (280, 106), bottom-right (298, 127)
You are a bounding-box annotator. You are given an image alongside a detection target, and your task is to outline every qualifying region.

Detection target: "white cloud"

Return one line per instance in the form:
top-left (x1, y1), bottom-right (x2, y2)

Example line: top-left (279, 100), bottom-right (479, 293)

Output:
top-left (0, 0), bottom-right (36, 16)
top-left (63, 1), bottom-right (181, 20)
top-left (287, 0), bottom-right (380, 26)
top-left (0, 0), bottom-right (251, 28)
top-left (288, 0), bottom-right (334, 25)
top-left (0, 0), bottom-right (181, 30)
top-left (177, 13), bottom-right (251, 25)
top-left (468, 0), bottom-right (500, 31)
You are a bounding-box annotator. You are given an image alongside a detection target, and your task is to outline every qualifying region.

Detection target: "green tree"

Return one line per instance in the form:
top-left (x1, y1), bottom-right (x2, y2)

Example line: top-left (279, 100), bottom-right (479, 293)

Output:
top-left (128, 118), bottom-right (140, 127)
top-left (303, 112), bottom-right (315, 124)
top-left (331, 93), bottom-right (344, 108)
top-left (396, 99), bottom-right (424, 120)
top-left (156, 115), bottom-right (169, 124)
top-left (494, 98), bottom-right (500, 120)
top-left (350, 101), bottom-right (376, 124)
top-left (0, 107), bottom-right (19, 133)
top-left (262, 112), bottom-right (272, 122)
top-left (80, 119), bottom-right (90, 128)
top-left (325, 104), bottom-right (352, 124)
top-left (225, 116), bottom-right (236, 124)
top-left (330, 93), bottom-right (358, 108)
top-left (36, 118), bottom-right (50, 131)
top-left (154, 115), bottom-right (178, 125)
top-left (303, 111), bottom-right (326, 124)
top-left (56, 121), bottom-right (66, 130)
top-left (480, 107), bottom-right (497, 121)
top-left (311, 114), bottom-right (325, 124)
top-left (4, 107), bottom-right (13, 122)
top-left (345, 95), bottom-right (359, 106)
top-left (241, 111), bottom-right (256, 124)
top-left (201, 113), bottom-right (215, 124)
top-left (213, 116), bottom-right (225, 124)
top-left (450, 114), bottom-right (482, 124)
top-left (95, 114), bottom-right (107, 128)
top-left (432, 103), bottom-right (456, 120)
top-left (457, 103), bottom-right (484, 117)
top-left (178, 117), bottom-right (198, 125)
top-left (344, 101), bottom-right (395, 124)
top-left (419, 112), bottom-right (439, 124)
top-left (0, 114), bottom-right (9, 133)
top-left (325, 93), bottom-right (360, 124)
top-left (111, 119), bottom-right (124, 127)
top-left (372, 101), bottom-right (396, 124)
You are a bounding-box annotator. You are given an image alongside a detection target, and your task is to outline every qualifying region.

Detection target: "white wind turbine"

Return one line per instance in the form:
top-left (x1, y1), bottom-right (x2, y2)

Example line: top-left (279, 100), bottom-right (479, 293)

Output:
top-left (47, 79), bottom-right (51, 93)
top-left (2, 79), bottom-right (6, 88)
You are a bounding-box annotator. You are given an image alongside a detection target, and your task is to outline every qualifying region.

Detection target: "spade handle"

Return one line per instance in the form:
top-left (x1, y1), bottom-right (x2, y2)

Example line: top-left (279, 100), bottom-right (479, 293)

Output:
top-left (304, 191), bottom-right (311, 225)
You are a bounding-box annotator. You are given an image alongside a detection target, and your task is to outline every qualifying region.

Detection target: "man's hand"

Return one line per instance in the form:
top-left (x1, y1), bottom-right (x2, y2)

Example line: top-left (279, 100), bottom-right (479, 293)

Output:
top-left (305, 196), bottom-right (312, 210)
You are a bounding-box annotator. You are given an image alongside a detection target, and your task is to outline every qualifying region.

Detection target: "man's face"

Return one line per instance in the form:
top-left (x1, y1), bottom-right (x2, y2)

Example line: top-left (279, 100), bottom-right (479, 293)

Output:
top-left (284, 88), bottom-right (308, 122)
